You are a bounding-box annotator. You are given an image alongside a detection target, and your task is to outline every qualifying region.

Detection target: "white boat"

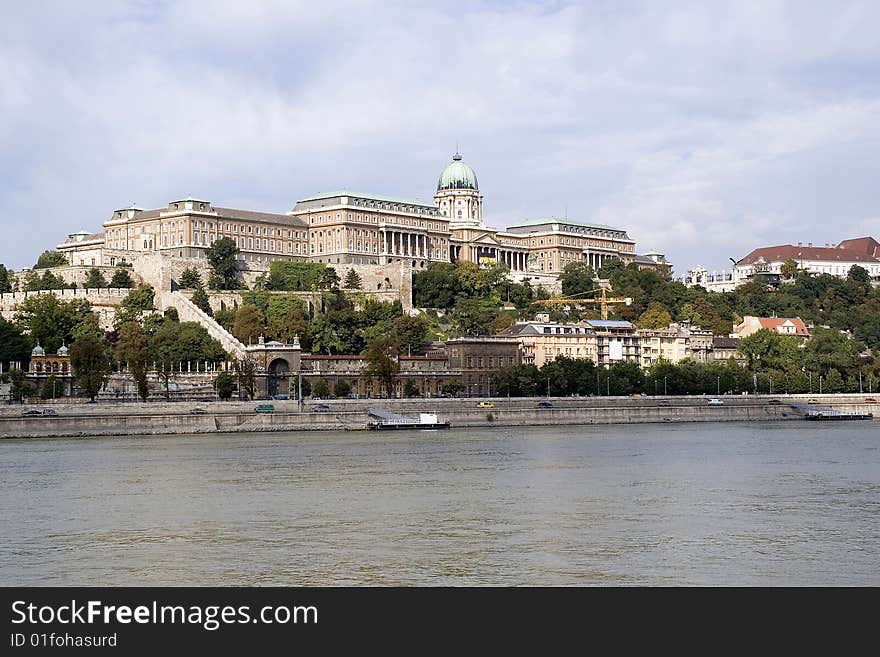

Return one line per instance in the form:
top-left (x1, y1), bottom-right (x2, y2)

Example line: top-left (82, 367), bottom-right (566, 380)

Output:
top-left (367, 409), bottom-right (450, 430)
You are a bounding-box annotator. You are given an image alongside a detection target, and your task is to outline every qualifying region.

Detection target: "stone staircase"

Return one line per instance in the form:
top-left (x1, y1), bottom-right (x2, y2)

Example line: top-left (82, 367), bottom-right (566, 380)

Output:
top-left (156, 290), bottom-right (247, 360)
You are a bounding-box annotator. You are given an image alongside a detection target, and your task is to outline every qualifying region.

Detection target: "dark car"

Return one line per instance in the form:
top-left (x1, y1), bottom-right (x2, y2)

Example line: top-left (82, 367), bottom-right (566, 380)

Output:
top-left (537, 400), bottom-right (553, 408)
top-left (189, 408), bottom-right (207, 415)
top-left (313, 404), bottom-right (331, 413)
top-left (21, 409), bottom-right (42, 417)
top-left (657, 400), bottom-right (671, 407)
top-left (768, 399), bottom-right (783, 405)
top-left (865, 397), bottom-right (877, 404)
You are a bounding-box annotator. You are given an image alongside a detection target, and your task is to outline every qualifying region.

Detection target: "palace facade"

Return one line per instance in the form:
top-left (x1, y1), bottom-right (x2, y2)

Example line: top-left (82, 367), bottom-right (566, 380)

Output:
top-left (57, 152), bottom-right (657, 284)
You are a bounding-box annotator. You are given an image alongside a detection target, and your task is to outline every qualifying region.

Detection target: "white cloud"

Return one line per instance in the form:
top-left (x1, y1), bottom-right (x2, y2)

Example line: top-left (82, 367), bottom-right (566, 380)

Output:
top-left (1, 1), bottom-right (880, 273)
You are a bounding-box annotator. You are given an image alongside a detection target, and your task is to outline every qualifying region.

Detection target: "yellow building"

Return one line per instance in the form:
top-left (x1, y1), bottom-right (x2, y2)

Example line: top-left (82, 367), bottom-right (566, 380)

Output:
top-left (56, 152), bottom-right (645, 285)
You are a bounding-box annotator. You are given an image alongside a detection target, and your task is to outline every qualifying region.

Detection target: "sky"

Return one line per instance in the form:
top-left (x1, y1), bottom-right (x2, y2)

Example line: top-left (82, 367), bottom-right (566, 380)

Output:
top-left (2, 0), bottom-right (880, 274)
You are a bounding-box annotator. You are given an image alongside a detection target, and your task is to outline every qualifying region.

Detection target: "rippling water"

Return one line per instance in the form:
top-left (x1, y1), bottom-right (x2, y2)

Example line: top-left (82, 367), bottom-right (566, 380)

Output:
top-left (1, 422), bottom-right (878, 585)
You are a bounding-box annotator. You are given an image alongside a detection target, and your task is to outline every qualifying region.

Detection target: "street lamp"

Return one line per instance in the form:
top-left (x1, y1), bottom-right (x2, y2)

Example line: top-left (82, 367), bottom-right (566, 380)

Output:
top-left (546, 376), bottom-right (550, 399)
top-left (717, 376), bottom-right (720, 396)
top-left (664, 376), bottom-right (667, 396)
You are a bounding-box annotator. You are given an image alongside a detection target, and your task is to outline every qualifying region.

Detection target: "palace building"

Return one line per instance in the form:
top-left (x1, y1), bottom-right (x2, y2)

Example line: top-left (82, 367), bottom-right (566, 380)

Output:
top-left (56, 152), bottom-right (653, 284)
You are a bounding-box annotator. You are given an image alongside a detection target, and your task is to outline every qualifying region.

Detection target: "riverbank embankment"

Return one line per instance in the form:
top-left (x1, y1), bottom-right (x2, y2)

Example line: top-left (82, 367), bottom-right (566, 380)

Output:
top-left (1, 394), bottom-right (877, 438)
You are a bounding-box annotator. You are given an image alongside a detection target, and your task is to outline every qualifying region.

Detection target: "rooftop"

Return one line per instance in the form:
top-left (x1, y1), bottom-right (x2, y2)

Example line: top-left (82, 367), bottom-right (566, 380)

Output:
top-left (295, 190), bottom-right (437, 209)
top-left (505, 218), bottom-right (629, 234)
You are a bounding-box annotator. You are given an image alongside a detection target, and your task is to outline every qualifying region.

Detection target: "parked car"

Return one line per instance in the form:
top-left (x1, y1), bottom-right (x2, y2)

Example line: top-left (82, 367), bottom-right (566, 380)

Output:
top-left (41, 408), bottom-right (58, 416)
top-left (189, 408), bottom-right (207, 415)
top-left (255, 404), bottom-right (275, 413)
top-left (865, 397), bottom-right (877, 404)
top-left (537, 400), bottom-right (553, 408)
top-left (20, 409), bottom-right (42, 417)
top-left (808, 399), bottom-right (819, 404)
top-left (657, 400), bottom-right (671, 407)
top-left (313, 404), bottom-right (331, 413)
top-left (272, 394), bottom-right (289, 400)
top-left (707, 398), bottom-right (724, 406)
top-left (767, 399), bottom-right (783, 405)
top-left (477, 401), bottom-right (495, 409)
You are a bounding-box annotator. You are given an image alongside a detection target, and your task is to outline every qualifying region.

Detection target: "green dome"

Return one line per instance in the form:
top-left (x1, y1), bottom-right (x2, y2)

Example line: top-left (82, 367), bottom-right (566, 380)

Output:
top-left (57, 344), bottom-right (69, 356)
top-left (31, 343), bottom-right (45, 357)
top-left (437, 152), bottom-right (478, 191)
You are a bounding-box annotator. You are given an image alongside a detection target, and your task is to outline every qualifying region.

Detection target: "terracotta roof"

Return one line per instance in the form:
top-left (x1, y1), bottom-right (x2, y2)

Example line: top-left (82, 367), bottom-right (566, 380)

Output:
top-left (756, 317), bottom-right (810, 337)
top-left (836, 237), bottom-right (880, 258)
top-left (739, 242), bottom-right (879, 265)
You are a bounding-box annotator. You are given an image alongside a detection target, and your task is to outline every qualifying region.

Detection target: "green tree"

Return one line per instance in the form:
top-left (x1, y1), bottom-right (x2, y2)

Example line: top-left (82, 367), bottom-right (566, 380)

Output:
top-left (69, 327), bottom-right (111, 402)
top-left (334, 379), bottom-right (352, 398)
top-left (0, 317), bottom-right (31, 369)
top-left (84, 268), bottom-right (107, 289)
top-left (34, 250), bottom-right (67, 269)
top-left (40, 374), bottom-right (62, 400)
top-left (636, 302), bottom-right (673, 329)
top-left (115, 321), bottom-right (150, 402)
top-left (779, 259), bottom-right (799, 279)
top-left (109, 268), bottom-right (134, 288)
top-left (214, 371), bottom-right (236, 400)
top-left (179, 267), bottom-right (203, 289)
top-left (559, 261), bottom-right (597, 297)
top-left (149, 320), bottom-right (226, 398)
top-left (233, 305), bottom-right (263, 344)
top-left (848, 264), bottom-right (871, 284)
top-left (191, 286), bottom-right (214, 317)
top-left (390, 315), bottom-right (430, 355)
top-left (233, 357), bottom-right (257, 400)
top-left (402, 379), bottom-right (420, 398)
top-left (206, 237), bottom-right (241, 290)
top-left (265, 261), bottom-right (330, 291)
top-left (15, 295), bottom-right (93, 354)
top-left (0, 264), bottom-right (12, 293)
top-left (7, 369), bottom-right (33, 402)
top-left (214, 307), bottom-right (236, 333)
top-left (824, 368), bottom-right (845, 393)
top-left (412, 263), bottom-right (462, 309)
top-left (364, 337), bottom-right (400, 397)
top-left (452, 297), bottom-right (501, 337)
top-left (312, 379), bottom-right (330, 399)
top-left (114, 285), bottom-right (155, 326)
top-left (343, 268), bottom-right (362, 290)
top-left (25, 270), bottom-right (69, 291)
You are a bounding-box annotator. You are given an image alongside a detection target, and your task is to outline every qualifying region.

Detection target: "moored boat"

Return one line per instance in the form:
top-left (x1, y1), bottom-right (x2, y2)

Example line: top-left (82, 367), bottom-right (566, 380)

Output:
top-left (367, 408), bottom-right (450, 430)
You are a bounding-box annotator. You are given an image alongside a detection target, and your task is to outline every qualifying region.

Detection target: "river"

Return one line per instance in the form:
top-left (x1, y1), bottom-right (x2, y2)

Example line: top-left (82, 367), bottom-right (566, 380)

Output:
top-left (1, 422), bottom-right (877, 586)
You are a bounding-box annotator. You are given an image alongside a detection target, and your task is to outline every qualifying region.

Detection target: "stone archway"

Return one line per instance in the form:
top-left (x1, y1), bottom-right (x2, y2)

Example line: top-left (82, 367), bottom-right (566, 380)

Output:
top-left (267, 358), bottom-right (290, 398)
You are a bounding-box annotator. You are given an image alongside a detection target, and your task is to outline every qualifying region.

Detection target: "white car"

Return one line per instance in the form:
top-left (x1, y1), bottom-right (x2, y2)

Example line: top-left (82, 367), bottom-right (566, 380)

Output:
top-left (707, 398), bottom-right (724, 406)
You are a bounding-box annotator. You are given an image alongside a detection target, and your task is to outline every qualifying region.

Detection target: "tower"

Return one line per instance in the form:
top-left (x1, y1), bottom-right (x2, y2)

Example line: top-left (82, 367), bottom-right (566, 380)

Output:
top-left (434, 152), bottom-right (483, 228)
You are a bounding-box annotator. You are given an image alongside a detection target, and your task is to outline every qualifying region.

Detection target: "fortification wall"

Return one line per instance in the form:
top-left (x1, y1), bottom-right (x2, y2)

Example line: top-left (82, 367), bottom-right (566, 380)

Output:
top-left (0, 288), bottom-right (132, 329)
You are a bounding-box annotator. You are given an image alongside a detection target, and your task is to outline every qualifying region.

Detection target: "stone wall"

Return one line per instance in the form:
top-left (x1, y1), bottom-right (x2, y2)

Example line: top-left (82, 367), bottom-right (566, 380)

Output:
top-left (13, 265), bottom-right (139, 290)
top-left (0, 288), bottom-right (132, 329)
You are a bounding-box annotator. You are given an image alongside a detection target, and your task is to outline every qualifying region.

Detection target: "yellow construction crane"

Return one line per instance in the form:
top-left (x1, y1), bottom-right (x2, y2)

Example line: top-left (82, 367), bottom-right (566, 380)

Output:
top-left (532, 287), bottom-right (632, 320)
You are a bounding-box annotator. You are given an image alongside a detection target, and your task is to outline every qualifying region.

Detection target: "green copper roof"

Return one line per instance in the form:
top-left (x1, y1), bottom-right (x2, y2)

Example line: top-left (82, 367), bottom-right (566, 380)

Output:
top-left (437, 152), bottom-right (478, 191)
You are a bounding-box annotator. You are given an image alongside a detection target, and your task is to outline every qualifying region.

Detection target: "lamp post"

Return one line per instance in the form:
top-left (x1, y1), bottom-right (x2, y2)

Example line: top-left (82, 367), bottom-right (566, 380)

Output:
top-left (809, 371), bottom-right (812, 394)
top-left (859, 369), bottom-right (863, 394)
top-left (769, 375), bottom-right (772, 396)
top-left (819, 376), bottom-right (823, 394)
top-left (717, 376), bottom-right (720, 396)
top-left (664, 376), bottom-right (667, 396)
